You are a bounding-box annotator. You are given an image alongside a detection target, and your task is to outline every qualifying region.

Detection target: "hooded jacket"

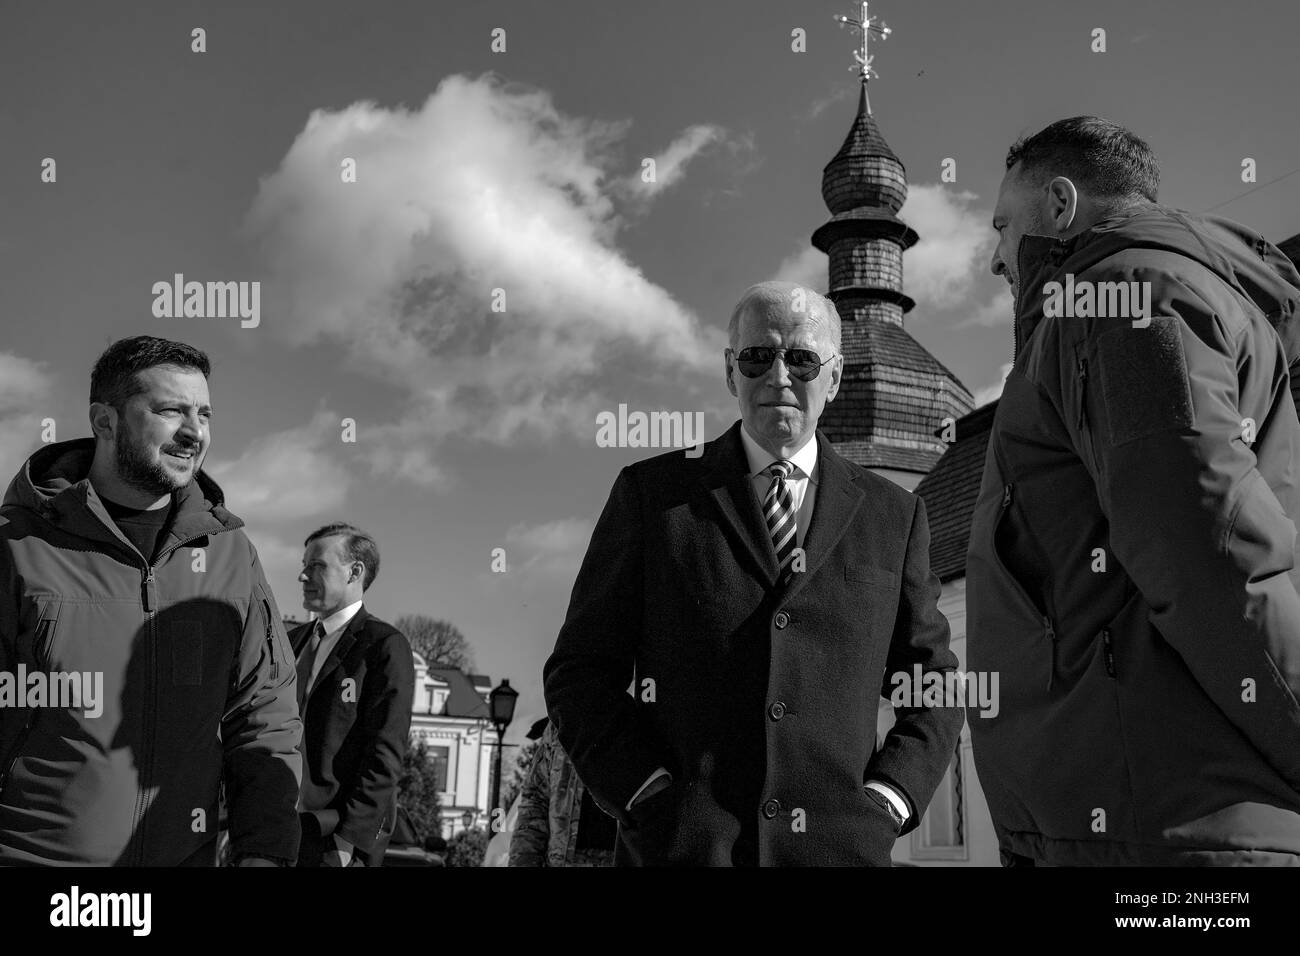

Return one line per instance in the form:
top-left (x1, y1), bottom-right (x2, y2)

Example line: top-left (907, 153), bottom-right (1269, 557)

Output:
top-left (967, 203), bottom-right (1300, 865)
top-left (0, 438), bottom-right (302, 865)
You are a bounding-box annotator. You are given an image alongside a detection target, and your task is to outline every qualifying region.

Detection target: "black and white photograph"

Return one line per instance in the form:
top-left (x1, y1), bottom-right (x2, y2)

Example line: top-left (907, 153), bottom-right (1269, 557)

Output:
top-left (1, 0), bottom-right (1296, 936)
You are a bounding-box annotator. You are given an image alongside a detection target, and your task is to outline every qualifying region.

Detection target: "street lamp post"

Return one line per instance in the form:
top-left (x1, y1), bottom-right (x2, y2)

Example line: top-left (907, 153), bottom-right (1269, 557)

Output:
top-left (488, 679), bottom-right (519, 818)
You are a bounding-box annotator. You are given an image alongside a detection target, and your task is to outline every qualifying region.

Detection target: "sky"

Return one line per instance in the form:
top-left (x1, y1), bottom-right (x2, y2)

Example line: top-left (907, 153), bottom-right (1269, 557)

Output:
top-left (3, 0), bottom-right (1300, 741)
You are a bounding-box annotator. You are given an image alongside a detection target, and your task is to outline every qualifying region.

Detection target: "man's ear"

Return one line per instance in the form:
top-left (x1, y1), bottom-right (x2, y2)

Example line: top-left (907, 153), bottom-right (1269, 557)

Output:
top-left (825, 354), bottom-right (843, 403)
top-left (724, 349), bottom-right (738, 398)
top-left (1045, 176), bottom-right (1078, 234)
top-left (88, 402), bottom-right (117, 442)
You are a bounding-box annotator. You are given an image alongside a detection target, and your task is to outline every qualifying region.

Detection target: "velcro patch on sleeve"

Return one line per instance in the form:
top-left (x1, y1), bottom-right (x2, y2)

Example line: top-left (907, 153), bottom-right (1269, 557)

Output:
top-left (1096, 316), bottom-right (1195, 446)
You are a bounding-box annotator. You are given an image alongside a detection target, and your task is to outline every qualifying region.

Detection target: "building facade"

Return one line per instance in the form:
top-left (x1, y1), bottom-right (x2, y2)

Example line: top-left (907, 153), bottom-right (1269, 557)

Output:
top-left (407, 654), bottom-right (516, 837)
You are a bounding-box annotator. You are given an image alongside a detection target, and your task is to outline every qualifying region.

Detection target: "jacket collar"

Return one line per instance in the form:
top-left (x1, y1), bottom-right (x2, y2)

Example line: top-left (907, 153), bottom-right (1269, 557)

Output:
top-left (3, 437), bottom-right (243, 565)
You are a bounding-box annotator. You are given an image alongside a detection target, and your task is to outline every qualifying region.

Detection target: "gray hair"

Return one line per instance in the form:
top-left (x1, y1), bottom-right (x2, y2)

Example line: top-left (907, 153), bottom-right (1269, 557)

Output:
top-left (727, 281), bottom-right (841, 355)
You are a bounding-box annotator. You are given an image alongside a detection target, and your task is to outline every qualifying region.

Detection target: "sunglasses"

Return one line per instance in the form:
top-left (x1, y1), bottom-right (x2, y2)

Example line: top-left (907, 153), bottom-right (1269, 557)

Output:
top-left (730, 346), bottom-right (834, 382)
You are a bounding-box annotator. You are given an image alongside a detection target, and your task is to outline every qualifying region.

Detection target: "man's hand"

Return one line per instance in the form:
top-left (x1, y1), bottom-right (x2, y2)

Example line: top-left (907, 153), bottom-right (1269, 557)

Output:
top-left (322, 834), bottom-right (356, 868)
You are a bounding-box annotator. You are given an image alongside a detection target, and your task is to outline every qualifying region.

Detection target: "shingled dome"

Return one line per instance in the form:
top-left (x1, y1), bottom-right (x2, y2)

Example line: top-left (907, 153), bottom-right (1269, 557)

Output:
top-left (814, 81), bottom-right (973, 481)
top-left (821, 84), bottom-right (907, 215)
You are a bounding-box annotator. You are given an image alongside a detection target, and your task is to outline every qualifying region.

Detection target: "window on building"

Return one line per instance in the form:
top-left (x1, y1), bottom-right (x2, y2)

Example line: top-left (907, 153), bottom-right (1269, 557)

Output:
top-left (428, 745), bottom-right (449, 793)
top-left (910, 741), bottom-right (966, 861)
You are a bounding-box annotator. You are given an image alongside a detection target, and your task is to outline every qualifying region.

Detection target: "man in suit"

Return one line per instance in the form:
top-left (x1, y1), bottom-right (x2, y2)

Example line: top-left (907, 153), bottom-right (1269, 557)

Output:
top-left (544, 281), bottom-right (964, 866)
top-left (293, 522), bottom-right (414, 867)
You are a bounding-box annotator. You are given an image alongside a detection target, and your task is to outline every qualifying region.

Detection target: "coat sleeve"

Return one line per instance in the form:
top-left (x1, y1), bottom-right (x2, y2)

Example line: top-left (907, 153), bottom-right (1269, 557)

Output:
top-left (508, 734), bottom-right (553, 867)
top-left (221, 543), bottom-right (303, 865)
top-left (868, 495), bottom-right (965, 833)
top-left (1058, 269), bottom-right (1300, 792)
top-left (543, 466), bottom-right (666, 826)
top-left (335, 627), bottom-right (415, 854)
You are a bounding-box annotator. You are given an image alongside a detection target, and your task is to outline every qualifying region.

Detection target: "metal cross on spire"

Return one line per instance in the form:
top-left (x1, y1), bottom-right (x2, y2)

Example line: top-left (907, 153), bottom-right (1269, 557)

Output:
top-left (833, 1), bottom-right (891, 111)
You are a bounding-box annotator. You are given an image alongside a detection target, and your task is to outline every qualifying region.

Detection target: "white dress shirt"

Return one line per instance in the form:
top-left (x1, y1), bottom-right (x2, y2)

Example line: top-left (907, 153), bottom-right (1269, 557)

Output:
top-left (306, 599), bottom-right (364, 693)
top-left (738, 424), bottom-right (819, 551)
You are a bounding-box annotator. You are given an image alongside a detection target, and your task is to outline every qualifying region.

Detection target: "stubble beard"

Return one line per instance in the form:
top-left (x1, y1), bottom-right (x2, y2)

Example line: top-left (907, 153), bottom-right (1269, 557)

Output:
top-left (114, 420), bottom-right (188, 499)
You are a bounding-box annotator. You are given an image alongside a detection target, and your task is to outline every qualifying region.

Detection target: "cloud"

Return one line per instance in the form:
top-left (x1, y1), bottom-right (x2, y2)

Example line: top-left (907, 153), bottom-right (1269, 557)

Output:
top-left (956, 293), bottom-right (1013, 329)
top-left (972, 362), bottom-right (1013, 407)
top-left (901, 185), bottom-right (997, 312)
top-left (808, 85), bottom-right (857, 120)
top-left (0, 352), bottom-right (55, 477)
top-left (244, 74), bottom-right (724, 485)
top-left (772, 245), bottom-right (827, 292)
top-left (242, 530), bottom-right (310, 620)
top-left (206, 409), bottom-right (353, 524)
top-left (503, 517), bottom-right (595, 574)
top-left (620, 124), bottom-right (725, 202)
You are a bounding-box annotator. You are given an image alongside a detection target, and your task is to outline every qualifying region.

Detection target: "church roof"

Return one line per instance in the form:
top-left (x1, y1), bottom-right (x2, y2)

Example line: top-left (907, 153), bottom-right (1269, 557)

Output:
top-left (913, 401), bottom-right (997, 582)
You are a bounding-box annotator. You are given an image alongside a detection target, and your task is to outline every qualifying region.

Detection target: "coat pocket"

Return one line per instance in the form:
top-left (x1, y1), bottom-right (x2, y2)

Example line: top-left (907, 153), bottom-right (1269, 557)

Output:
top-left (845, 565), bottom-right (899, 590)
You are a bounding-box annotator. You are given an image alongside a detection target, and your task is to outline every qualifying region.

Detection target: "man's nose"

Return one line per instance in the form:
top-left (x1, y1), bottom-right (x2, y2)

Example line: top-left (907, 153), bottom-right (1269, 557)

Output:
top-left (176, 412), bottom-right (205, 443)
top-left (297, 568), bottom-right (309, 583)
top-left (990, 250), bottom-right (1006, 278)
top-left (765, 352), bottom-right (793, 387)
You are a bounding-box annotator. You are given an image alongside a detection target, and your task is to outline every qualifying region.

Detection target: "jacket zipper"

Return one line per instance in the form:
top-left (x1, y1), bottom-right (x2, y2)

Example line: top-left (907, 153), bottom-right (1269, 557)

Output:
top-left (131, 563), bottom-right (157, 865)
top-left (129, 531), bottom-right (209, 865)
top-left (264, 599), bottom-right (280, 681)
top-left (998, 483), bottom-right (1059, 692)
top-left (1076, 355), bottom-right (1089, 431)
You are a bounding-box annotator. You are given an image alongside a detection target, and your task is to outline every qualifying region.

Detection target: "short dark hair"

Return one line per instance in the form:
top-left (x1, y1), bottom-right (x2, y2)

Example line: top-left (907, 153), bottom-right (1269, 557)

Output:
top-left (1006, 116), bottom-right (1159, 205)
top-left (305, 523), bottom-right (381, 591)
top-left (90, 336), bottom-right (211, 409)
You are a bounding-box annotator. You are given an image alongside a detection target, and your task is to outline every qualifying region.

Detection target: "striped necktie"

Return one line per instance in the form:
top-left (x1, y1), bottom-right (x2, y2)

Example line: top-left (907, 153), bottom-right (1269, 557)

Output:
top-left (763, 460), bottom-right (798, 577)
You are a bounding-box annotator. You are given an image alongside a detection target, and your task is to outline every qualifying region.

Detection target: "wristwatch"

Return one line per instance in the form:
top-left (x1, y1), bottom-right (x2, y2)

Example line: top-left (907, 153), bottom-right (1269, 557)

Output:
top-left (864, 786), bottom-right (905, 831)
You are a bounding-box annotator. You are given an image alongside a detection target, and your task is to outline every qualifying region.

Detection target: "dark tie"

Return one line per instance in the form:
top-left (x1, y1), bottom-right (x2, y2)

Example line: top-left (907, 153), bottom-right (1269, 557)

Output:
top-left (763, 460), bottom-right (798, 576)
top-left (297, 621), bottom-right (324, 708)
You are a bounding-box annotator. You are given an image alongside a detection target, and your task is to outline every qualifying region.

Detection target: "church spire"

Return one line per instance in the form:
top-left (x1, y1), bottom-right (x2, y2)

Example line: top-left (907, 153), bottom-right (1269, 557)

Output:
top-left (814, 3), bottom-right (973, 485)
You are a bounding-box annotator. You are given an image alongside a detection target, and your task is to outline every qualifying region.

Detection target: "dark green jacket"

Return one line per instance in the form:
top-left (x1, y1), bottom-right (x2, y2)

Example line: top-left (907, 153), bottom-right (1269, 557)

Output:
top-left (0, 439), bottom-right (302, 865)
top-left (968, 204), bottom-right (1300, 865)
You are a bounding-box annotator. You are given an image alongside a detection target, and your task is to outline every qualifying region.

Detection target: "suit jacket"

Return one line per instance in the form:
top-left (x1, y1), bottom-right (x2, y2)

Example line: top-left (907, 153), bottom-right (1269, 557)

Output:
top-left (291, 606), bottom-right (414, 867)
top-left (544, 420), bottom-right (965, 866)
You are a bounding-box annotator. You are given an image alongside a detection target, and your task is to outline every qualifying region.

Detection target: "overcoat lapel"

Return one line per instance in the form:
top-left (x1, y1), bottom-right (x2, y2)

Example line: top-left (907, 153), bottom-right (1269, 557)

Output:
top-left (777, 432), bottom-right (865, 604)
top-left (698, 422), bottom-right (779, 588)
top-left (306, 606), bottom-right (368, 704)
